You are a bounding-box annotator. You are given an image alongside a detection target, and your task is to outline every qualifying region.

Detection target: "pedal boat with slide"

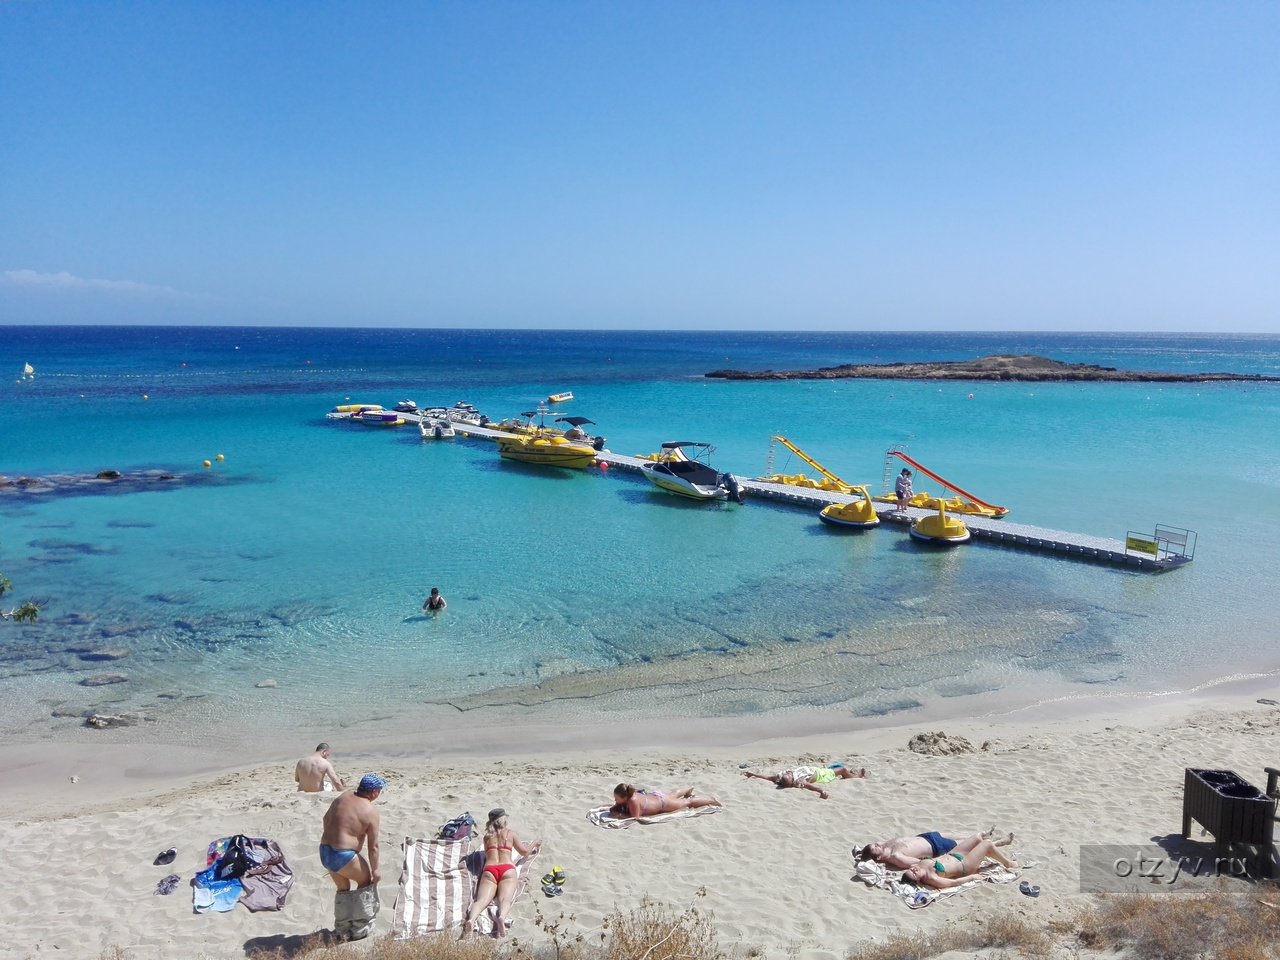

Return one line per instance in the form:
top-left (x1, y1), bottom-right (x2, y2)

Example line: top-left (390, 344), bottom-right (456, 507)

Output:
top-left (818, 486), bottom-right (880, 529)
top-left (639, 442), bottom-right (745, 503)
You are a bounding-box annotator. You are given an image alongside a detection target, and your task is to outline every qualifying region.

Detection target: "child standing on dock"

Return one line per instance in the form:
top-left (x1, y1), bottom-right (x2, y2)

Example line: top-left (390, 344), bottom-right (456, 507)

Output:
top-left (895, 469), bottom-right (913, 514)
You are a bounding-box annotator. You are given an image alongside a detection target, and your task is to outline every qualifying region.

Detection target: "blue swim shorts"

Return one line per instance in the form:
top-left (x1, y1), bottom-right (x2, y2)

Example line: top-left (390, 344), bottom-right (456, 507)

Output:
top-left (319, 844), bottom-right (357, 872)
top-left (917, 831), bottom-right (957, 857)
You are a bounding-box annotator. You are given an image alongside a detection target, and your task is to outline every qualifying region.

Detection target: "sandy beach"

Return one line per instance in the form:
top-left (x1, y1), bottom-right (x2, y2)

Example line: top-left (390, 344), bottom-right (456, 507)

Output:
top-left (3, 677), bottom-right (1278, 960)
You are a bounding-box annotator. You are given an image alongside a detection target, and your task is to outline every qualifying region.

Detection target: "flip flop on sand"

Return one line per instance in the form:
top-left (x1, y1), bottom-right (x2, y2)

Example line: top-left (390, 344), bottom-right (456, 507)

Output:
top-left (552, 866), bottom-right (566, 885)
top-left (153, 848), bottom-right (177, 865)
top-left (1019, 881), bottom-right (1040, 897)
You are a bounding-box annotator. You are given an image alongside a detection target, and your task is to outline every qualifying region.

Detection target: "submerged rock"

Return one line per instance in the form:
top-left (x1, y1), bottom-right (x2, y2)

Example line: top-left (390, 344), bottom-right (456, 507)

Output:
top-left (907, 731), bottom-right (974, 756)
top-left (96, 470), bottom-right (122, 480)
top-left (78, 648), bottom-right (130, 662)
top-left (255, 679), bottom-right (278, 688)
top-left (84, 713), bottom-right (133, 729)
top-left (80, 673), bottom-right (130, 686)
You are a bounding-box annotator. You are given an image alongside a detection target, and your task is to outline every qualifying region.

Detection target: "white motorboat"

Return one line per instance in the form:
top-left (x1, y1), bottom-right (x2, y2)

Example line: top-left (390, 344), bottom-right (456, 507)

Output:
top-left (639, 442), bottom-right (745, 503)
top-left (420, 415), bottom-right (456, 439)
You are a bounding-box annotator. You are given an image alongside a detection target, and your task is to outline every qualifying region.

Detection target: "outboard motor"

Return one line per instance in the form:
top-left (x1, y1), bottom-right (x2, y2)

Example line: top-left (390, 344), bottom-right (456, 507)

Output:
top-left (723, 473), bottom-right (745, 504)
top-left (593, 435), bottom-right (607, 451)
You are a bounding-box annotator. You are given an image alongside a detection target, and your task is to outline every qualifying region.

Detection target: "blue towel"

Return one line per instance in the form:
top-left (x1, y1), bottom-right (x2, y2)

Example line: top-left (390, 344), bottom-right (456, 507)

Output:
top-left (192, 864), bottom-right (242, 913)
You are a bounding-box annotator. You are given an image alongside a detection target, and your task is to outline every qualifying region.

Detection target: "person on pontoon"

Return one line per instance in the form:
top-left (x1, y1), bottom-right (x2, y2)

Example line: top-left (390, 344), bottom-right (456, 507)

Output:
top-left (895, 468), bottom-right (914, 514)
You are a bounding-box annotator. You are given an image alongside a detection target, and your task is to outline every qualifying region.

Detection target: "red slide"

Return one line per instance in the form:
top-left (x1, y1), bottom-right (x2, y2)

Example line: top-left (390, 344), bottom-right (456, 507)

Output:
top-left (889, 451), bottom-right (1008, 517)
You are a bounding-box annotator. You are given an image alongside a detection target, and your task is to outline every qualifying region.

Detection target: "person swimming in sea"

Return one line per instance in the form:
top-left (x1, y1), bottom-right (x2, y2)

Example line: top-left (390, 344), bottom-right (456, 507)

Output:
top-left (423, 587), bottom-right (446, 612)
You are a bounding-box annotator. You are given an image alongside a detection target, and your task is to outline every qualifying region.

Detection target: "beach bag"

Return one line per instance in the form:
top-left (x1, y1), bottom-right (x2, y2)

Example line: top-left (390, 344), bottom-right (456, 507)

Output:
top-left (437, 812), bottom-right (476, 841)
top-left (213, 835), bottom-right (254, 881)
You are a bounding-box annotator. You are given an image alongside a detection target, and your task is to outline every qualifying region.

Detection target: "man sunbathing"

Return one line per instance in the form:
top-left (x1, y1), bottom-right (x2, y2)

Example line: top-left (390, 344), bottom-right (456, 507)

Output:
top-left (902, 838), bottom-right (1020, 889)
top-left (611, 783), bottom-right (722, 817)
top-left (742, 763), bottom-right (866, 799)
top-left (855, 828), bottom-right (1013, 869)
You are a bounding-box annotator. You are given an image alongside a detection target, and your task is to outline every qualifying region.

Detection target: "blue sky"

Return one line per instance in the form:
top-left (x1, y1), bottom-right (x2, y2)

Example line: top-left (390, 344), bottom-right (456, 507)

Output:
top-left (1, 2), bottom-right (1276, 330)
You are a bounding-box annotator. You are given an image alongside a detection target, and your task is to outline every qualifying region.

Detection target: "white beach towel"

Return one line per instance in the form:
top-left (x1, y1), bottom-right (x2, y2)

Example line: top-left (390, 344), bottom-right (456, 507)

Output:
top-left (851, 857), bottom-right (1020, 909)
top-left (586, 804), bottom-right (722, 829)
top-left (392, 837), bottom-right (539, 939)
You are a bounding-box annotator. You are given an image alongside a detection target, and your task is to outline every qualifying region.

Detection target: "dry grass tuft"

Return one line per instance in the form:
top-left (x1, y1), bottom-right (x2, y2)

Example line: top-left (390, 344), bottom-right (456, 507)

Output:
top-left (845, 912), bottom-right (1051, 960)
top-left (599, 893), bottom-right (721, 960)
top-left (1069, 884), bottom-right (1280, 960)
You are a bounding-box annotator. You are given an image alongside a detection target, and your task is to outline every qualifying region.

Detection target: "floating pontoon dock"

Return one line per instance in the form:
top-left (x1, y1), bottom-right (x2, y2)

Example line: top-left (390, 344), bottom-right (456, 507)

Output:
top-left (392, 413), bottom-right (1194, 572)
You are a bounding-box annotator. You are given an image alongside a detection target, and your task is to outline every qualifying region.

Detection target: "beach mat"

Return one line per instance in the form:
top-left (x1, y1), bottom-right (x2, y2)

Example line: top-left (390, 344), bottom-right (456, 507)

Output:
top-left (393, 837), bottom-right (538, 939)
top-left (587, 804), bottom-right (722, 829)
top-left (851, 858), bottom-right (1020, 909)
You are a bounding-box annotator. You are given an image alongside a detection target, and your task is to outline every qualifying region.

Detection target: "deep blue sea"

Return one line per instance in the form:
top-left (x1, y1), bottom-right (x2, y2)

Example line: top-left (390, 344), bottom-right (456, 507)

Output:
top-left (2, 328), bottom-right (1279, 753)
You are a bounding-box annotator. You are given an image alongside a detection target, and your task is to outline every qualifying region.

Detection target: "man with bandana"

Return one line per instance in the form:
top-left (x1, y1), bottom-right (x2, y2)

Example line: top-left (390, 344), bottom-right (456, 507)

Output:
top-left (320, 773), bottom-right (386, 940)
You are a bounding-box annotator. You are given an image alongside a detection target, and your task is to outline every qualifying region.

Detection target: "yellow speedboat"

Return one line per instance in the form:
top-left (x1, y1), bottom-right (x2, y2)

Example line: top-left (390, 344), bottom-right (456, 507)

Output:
top-left (909, 498), bottom-right (971, 545)
top-left (496, 432), bottom-right (598, 469)
top-left (818, 486), bottom-right (880, 529)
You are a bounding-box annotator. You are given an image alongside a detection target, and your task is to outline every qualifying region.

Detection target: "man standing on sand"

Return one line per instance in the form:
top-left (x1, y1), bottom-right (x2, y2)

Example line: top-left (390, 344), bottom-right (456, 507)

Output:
top-left (320, 773), bottom-right (385, 941)
top-left (295, 742), bottom-right (344, 793)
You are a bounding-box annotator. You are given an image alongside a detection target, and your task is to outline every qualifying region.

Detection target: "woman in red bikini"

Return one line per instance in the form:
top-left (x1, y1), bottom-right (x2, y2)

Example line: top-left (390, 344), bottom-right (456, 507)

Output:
top-left (460, 808), bottom-right (542, 939)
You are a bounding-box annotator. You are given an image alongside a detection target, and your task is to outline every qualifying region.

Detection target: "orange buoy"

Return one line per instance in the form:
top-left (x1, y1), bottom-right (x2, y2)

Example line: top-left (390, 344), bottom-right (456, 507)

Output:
top-left (202, 460), bottom-right (211, 467)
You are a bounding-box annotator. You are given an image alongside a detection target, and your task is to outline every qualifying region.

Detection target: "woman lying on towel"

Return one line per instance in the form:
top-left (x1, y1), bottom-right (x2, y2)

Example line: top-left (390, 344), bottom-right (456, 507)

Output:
top-left (741, 763), bottom-right (866, 799)
top-left (611, 783), bottom-right (722, 818)
top-left (901, 838), bottom-right (1019, 889)
top-left (460, 808), bottom-right (541, 939)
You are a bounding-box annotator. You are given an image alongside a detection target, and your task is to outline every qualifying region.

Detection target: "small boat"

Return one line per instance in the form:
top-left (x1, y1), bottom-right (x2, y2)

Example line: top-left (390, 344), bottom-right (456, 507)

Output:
top-left (554, 416), bottom-right (606, 451)
top-left (20, 362), bottom-right (35, 382)
top-left (449, 402), bottom-right (489, 426)
top-left (326, 403), bottom-right (382, 420)
top-left (393, 400), bottom-right (420, 413)
top-left (419, 415), bottom-right (456, 439)
top-left (547, 391), bottom-right (574, 403)
top-left (909, 498), bottom-right (971, 545)
top-left (357, 410), bottom-right (405, 426)
top-left (496, 433), bottom-right (598, 469)
top-left (640, 443), bottom-right (745, 503)
top-left (818, 486), bottom-right (880, 529)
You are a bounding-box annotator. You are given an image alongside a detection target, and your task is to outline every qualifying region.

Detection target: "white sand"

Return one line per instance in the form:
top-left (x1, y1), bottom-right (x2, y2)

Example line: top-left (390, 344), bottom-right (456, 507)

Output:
top-left (2, 680), bottom-right (1278, 960)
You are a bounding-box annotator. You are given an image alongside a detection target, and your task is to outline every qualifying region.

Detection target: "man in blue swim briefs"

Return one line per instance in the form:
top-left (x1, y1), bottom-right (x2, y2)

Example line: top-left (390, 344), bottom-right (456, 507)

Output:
top-left (320, 774), bottom-right (385, 889)
top-left (854, 827), bottom-right (1013, 869)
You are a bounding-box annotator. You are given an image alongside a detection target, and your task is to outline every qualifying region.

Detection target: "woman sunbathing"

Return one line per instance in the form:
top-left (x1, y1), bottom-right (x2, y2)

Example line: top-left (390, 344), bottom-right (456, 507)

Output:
top-left (611, 783), bottom-right (722, 818)
top-left (460, 808), bottom-right (541, 939)
top-left (741, 763), bottom-right (866, 799)
top-left (901, 838), bottom-right (1019, 889)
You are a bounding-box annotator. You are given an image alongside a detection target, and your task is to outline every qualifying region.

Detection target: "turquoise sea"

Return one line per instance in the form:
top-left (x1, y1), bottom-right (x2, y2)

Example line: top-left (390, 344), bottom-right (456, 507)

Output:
top-left (2, 328), bottom-right (1279, 753)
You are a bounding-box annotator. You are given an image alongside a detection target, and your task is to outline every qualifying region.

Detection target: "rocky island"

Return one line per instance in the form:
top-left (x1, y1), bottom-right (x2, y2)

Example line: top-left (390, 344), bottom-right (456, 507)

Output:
top-left (705, 353), bottom-right (1279, 383)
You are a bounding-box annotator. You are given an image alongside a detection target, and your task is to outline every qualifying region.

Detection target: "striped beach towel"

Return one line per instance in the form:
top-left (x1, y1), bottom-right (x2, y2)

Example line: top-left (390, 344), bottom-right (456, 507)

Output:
top-left (393, 837), bottom-right (540, 939)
